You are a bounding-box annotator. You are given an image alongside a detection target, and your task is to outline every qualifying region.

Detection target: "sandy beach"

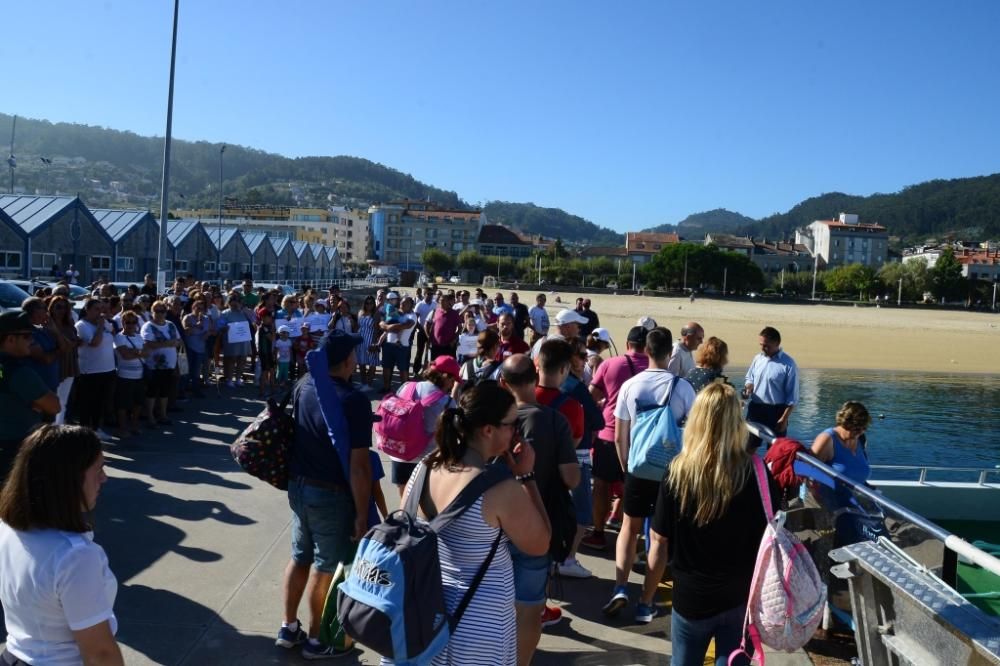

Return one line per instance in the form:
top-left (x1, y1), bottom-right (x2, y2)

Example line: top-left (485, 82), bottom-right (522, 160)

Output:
top-left (531, 291), bottom-right (1000, 374)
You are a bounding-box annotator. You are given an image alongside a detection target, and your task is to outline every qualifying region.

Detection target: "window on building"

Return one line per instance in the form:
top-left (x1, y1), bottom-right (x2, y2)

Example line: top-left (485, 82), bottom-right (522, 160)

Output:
top-left (90, 255), bottom-right (112, 271)
top-left (174, 260), bottom-right (189, 272)
top-left (219, 262), bottom-right (230, 274)
top-left (0, 251), bottom-right (22, 270)
top-left (453, 242), bottom-right (463, 251)
top-left (389, 214), bottom-right (398, 223)
top-left (116, 256), bottom-right (135, 272)
top-left (242, 263), bottom-right (251, 276)
top-left (31, 252), bottom-right (58, 272)
top-left (204, 261), bottom-right (217, 274)
top-left (270, 264), bottom-right (278, 278)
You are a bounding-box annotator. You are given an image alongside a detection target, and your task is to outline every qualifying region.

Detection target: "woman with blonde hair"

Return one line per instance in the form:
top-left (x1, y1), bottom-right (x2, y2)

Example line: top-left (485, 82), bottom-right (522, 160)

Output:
top-left (650, 382), bottom-right (778, 666)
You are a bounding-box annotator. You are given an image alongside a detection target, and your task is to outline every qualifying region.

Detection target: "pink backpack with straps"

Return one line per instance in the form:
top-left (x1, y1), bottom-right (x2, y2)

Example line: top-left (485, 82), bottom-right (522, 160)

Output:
top-left (729, 456), bottom-right (826, 665)
top-left (374, 382), bottom-right (446, 461)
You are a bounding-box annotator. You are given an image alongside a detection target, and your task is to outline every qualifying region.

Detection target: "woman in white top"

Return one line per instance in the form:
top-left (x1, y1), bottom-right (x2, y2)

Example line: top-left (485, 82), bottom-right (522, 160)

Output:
top-left (74, 299), bottom-right (117, 438)
top-left (113, 312), bottom-right (148, 438)
top-left (141, 300), bottom-right (181, 427)
top-left (0, 425), bottom-right (123, 666)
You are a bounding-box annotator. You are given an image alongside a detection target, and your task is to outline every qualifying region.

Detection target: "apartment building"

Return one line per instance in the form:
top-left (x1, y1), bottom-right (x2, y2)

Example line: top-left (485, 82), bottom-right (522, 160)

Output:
top-left (369, 201), bottom-right (484, 266)
top-left (795, 213), bottom-right (888, 268)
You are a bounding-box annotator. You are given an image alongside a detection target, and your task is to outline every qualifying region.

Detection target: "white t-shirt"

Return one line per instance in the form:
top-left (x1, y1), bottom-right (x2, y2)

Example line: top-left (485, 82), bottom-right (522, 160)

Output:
top-left (0, 524), bottom-right (118, 666)
top-left (529, 305), bottom-right (549, 334)
top-left (414, 300), bottom-right (435, 326)
top-left (666, 341), bottom-right (695, 378)
top-left (141, 320), bottom-right (179, 370)
top-left (113, 333), bottom-right (145, 379)
top-left (75, 319), bottom-right (116, 375)
top-left (387, 312), bottom-right (417, 346)
top-left (275, 338), bottom-right (293, 363)
top-left (614, 368), bottom-right (696, 433)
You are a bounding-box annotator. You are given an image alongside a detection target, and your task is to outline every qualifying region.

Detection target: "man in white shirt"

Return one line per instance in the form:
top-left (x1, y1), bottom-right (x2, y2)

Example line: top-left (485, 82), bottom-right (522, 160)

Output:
top-left (381, 296), bottom-right (417, 392)
top-left (665, 321), bottom-right (704, 378)
top-left (412, 290), bottom-right (436, 375)
top-left (604, 327), bottom-right (695, 624)
top-left (528, 293), bottom-right (549, 344)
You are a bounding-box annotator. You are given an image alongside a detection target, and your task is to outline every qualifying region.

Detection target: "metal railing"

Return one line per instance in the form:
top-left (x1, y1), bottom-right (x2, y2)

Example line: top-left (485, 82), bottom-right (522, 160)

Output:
top-left (870, 464), bottom-right (1000, 485)
top-left (746, 422), bottom-right (1000, 584)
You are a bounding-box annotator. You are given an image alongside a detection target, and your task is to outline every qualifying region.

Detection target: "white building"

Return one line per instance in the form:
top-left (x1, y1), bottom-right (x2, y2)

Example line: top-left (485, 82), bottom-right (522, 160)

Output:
top-left (795, 213), bottom-right (888, 268)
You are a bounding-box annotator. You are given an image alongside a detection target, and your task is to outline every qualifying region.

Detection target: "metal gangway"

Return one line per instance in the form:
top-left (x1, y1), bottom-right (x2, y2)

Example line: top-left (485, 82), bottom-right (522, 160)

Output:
top-left (746, 422), bottom-right (1000, 665)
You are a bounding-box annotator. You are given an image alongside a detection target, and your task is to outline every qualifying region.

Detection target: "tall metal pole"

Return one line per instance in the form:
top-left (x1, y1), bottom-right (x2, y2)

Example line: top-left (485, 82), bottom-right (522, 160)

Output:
top-left (155, 0), bottom-right (180, 294)
top-left (897, 277), bottom-right (903, 307)
top-left (6, 115), bottom-right (15, 194)
top-left (811, 254), bottom-right (818, 300)
top-left (723, 267), bottom-right (728, 295)
top-left (632, 262), bottom-right (637, 291)
top-left (683, 252), bottom-right (688, 291)
top-left (992, 279), bottom-right (997, 311)
top-left (537, 255), bottom-right (542, 285)
top-left (217, 144), bottom-right (225, 279)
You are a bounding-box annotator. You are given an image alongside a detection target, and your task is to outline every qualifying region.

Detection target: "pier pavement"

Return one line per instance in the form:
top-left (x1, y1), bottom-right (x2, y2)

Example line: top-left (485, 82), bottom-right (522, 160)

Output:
top-left (1, 387), bottom-right (821, 665)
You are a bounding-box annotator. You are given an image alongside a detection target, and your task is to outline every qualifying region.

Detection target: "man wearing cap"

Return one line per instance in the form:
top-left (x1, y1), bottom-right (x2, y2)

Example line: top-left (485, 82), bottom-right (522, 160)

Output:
top-left (0, 312), bottom-right (60, 482)
top-left (411, 289), bottom-right (435, 375)
top-left (278, 329), bottom-right (374, 658)
top-left (583, 325), bottom-right (650, 550)
top-left (666, 321), bottom-right (704, 379)
top-left (509, 292), bottom-right (530, 341)
top-left (637, 316), bottom-right (657, 331)
top-left (530, 308), bottom-right (588, 359)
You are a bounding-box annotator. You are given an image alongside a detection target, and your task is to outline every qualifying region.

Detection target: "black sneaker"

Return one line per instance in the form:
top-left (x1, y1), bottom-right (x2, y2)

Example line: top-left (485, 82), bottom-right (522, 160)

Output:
top-left (275, 621), bottom-right (307, 648)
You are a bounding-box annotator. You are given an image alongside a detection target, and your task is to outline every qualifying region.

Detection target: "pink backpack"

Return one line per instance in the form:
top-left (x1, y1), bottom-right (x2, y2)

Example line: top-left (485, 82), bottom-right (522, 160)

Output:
top-left (729, 456), bottom-right (826, 665)
top-left (374, 382), bottom-right (446, 461)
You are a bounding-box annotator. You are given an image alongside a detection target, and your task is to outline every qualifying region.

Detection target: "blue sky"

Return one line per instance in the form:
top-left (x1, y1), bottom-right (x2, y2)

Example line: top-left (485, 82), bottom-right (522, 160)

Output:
top-left (3, 1), bottom-right (999, 232)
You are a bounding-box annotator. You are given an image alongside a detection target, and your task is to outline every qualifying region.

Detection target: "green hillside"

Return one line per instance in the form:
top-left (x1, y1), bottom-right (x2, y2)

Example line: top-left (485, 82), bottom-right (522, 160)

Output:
top-left (483, 201), bottom-right (623, 246)
top-left (645, 208), bottom-right (756, 237)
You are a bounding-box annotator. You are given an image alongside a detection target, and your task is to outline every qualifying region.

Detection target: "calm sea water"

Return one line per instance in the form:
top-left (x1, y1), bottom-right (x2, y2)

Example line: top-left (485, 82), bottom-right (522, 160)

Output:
top-left (729, 368), bottom-right (1000, 471)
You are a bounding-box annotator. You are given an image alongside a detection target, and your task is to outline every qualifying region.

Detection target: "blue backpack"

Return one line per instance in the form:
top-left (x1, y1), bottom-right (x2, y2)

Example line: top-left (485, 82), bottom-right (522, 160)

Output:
top-left (337, 461), bottom-right (510, 664)
top-left (627, 376), bottom-right (685, 481)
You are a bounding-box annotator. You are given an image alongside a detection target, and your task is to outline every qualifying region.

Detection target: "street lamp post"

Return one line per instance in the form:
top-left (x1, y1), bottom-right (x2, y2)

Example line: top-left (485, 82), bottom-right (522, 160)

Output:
top-left (155, 0), bottom-right (180, 294)
top-left (723, 267), bottom-right (728, 296)
top-left (898, 277), bottom-right (903, 307)
top-left (811, 254), bottom-right (819, 300)
top-left (218, 144), bottom-right (225, 279)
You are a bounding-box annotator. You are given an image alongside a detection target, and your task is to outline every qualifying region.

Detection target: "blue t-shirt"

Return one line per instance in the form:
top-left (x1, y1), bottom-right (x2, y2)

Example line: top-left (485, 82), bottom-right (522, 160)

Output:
top-left (30, 328), bottom-right (60, 391)
top-left (289, 375), bottom-right (373, 485)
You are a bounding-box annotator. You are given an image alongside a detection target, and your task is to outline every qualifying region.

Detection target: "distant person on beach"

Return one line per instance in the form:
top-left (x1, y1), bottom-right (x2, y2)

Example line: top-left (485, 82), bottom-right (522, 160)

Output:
top-left (666, 322), bottom-right (704, 378)
top-left (0, 425), bottom-right (124, 666)
top-left (575, 298), bottom-right (599, 338)
top-left (277, 330), bottom-right (374, 659)
top-left (743, 326), bottom-right (799, 448)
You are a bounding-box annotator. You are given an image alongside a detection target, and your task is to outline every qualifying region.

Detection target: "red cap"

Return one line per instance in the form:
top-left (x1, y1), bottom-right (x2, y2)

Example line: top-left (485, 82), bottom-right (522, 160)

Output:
top-left (429, 355), bottom-right (462, 379)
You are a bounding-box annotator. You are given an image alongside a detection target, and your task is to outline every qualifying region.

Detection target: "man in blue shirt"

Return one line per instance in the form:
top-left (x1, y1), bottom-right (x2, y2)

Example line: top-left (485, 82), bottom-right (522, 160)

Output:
top-left (277, 329), bottom-right (374, 659)
top-left (743, 326), bottom-right (799, 448)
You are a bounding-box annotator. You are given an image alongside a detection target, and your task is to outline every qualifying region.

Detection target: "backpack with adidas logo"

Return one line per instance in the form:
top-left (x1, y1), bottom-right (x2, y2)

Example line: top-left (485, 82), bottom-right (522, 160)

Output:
top-left (373, 382), bottom-right (446, 461)
top-left (230, 391), bottom-right (294, 490)
top-left (729, 455), bottom-right (826, 664)
top-left (626, 375), bottom-right (685, 481)
top-left (337, 461), bottom-right (510, 664)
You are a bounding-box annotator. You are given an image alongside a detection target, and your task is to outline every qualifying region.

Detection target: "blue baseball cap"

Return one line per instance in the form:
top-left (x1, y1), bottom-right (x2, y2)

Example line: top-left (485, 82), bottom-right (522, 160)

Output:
top-left (321, 329), bottom-right (362, 367)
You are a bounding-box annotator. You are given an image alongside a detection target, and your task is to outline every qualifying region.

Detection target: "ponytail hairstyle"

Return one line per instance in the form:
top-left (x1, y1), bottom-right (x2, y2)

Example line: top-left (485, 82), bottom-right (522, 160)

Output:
top-left (426, 381), bottom-right (515, 470)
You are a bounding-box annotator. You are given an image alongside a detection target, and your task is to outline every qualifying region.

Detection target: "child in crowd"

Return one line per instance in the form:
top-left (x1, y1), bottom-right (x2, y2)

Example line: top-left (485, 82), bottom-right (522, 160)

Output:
top-left (293, 321), bottom-right (314, 380)
top-left (275, 326), bottom-right (293, 386)
top-left (256, 310), bottom-right (276, 396)
top-left (372, 291), bottom-right (402, 349)
top-left (455, 311), bottom-right (480, 362)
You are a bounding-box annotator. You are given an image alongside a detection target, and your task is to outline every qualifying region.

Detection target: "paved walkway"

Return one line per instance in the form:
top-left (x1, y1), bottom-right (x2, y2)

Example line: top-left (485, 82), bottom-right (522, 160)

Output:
top-left (2, 387), bottom-right (817, 665)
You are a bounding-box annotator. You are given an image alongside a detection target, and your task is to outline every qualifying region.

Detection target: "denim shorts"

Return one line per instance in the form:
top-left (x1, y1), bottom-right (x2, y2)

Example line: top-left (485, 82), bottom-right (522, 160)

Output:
top-left (288, 477), bottom-right (355, 573)
top-left (570, 459), bottom-right (594, 527)
top-left (509, 542), bottom-right (552, 605)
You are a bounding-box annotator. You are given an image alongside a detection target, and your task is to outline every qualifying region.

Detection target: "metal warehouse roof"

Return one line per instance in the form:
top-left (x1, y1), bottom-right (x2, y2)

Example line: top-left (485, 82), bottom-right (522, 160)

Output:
top-left (309, 243), bottom-right (324, 260)
top-left (291, 240), bottom-right (309, 258)
top-left (91, 208), bottom-right (154, 242)
top-left (324, 246), bottom-right (338, 261)
top-left (166, 218), bottom-right (204, 247)
top-left (269, 236), bottom-right (290, 256)
top-left (241, 231), bottom-right (269, 254)
top-left (0, 195), bottom-right (77, 235)
top-left (206, 226), bottom-right (240, 251)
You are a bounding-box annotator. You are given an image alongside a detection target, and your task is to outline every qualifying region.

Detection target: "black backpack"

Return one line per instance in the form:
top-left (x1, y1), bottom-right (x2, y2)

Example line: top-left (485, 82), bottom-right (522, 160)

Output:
top-left (544, 392), bottom-right (578, 563)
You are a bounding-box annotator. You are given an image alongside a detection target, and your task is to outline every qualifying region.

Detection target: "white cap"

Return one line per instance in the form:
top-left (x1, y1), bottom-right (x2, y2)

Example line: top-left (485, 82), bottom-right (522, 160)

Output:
top-left (387, 291), bottom-right (400, 300)
top-left (278, 325), bottom-right (290, 334)
top-left (555, 309), bottom-right (589, 326)
top-left (590, 327), bottom-right (611, 343)
top-left (637, 316), bottom-right (657, 331)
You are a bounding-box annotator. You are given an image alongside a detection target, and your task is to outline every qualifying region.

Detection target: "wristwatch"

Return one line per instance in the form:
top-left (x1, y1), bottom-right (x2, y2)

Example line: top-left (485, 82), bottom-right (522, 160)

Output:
top-left (514, 472), bottom-right (536, 484)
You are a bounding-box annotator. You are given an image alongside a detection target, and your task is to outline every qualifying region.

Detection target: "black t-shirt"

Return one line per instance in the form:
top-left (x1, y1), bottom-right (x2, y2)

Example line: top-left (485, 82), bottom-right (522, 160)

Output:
top-left (652, 463), bottom-right (780, 619)
top-left (512, 303), bottom-right (530, 339)
top-left (290, 375), bottom-right (373, 485)
top-left (582, 309), bottom-right (599, 337)
top-left (515, 402), bottom-right (577, 499)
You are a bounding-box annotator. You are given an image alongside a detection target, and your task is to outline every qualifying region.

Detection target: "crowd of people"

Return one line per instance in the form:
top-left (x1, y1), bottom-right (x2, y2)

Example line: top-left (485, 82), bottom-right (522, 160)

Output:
top-left (0, 276), bottom-right (879, 666)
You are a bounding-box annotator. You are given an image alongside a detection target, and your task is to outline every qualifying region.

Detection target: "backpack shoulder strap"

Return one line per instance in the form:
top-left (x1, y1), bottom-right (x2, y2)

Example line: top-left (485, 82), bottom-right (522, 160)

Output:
top-left (428, 463), bottom-right (511, 533)
top-left (625, 354), bottom-right (637, 377)
top-left (749, 455), bottom-right (775, 522)
top-left (419, 387), bottom-right (447, 407)
top-left (402, 462), bottom-right (431, 517)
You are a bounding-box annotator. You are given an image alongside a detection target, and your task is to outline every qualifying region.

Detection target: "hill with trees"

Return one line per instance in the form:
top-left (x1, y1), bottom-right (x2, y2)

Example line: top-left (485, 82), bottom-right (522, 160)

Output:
top-left (482, 201), bottom-right (622, 246)
top-left (644, 208), bottom-right (756, 237)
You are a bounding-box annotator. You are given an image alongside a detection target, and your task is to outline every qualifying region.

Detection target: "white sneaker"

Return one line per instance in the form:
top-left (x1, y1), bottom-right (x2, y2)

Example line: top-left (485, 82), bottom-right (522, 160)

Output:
top-left (94, 428), bottom-right (113, 441)
top-left (557, 558), bottom-right (593, 579)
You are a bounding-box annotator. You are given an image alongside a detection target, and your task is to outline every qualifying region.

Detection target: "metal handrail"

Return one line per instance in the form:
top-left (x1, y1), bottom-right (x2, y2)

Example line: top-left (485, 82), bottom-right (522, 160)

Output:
top-left (870, 464), bottom-right (1000, 485)
top-left (747, 422), bottom-right (1000, 581)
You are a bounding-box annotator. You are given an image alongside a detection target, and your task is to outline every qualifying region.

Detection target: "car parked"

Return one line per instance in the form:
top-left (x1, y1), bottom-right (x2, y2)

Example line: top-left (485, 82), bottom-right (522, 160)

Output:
top-left (0, 281), bottom-right (32, 313)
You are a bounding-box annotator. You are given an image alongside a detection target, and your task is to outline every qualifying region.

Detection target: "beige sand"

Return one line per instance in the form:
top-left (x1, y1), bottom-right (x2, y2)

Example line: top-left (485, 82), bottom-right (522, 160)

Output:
top-left (534, 291), bottom-right (1000, 374)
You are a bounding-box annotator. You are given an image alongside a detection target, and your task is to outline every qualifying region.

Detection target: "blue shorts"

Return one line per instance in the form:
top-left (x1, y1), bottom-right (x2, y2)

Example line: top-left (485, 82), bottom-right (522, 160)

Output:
top-left (571, 460), bottom-right (594, 527)
top-left (288, 477), bottom-right (355, 573)
top-left (509, 543), bottom-right (551, 605)
top-left (381, 343), bottom-right (411, 374)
